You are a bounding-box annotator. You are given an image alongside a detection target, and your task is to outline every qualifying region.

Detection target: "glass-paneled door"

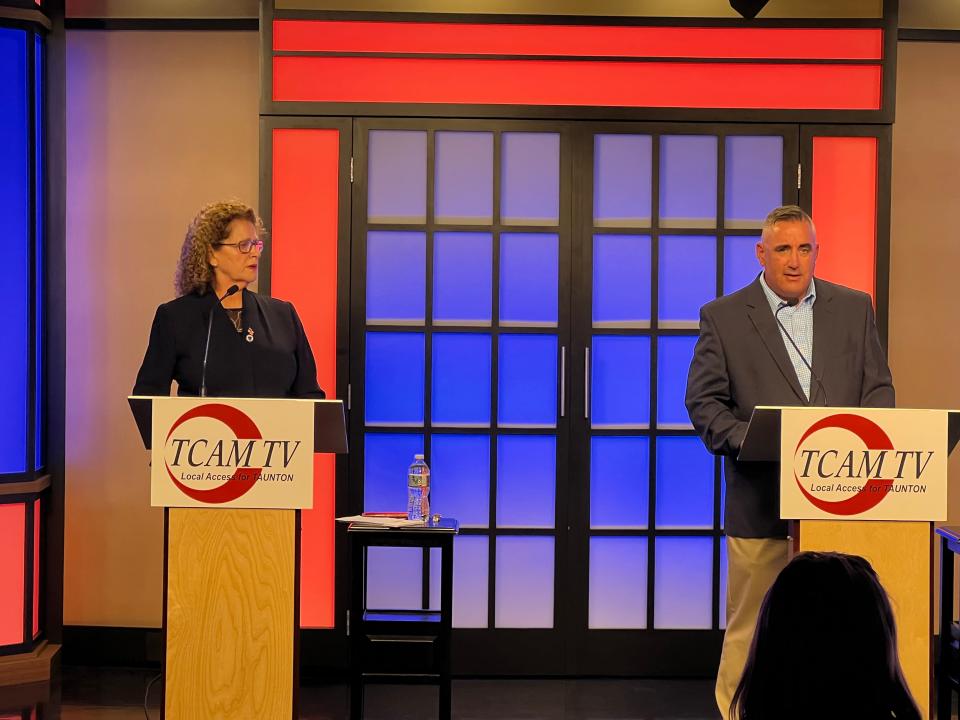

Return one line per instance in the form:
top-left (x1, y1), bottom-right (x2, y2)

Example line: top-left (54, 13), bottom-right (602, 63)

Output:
top-left (350, 119), bottom-right (573, 671)
top-left (567, 124), bottom-right (798, 674)
top-left (348, 118), bottom-right (797, 673)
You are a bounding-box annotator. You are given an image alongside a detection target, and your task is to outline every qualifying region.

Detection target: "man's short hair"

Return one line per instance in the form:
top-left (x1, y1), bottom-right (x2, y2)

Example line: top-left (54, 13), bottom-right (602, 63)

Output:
top-left (761, 205), bottom-right (816, 241)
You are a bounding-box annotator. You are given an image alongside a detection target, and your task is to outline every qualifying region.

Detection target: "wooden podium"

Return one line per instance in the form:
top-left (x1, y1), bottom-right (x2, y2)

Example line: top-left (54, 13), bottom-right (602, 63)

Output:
top-left (130, 396), bottom-right (347, 720)
top-left (740, 407), bottom-right (960, 719)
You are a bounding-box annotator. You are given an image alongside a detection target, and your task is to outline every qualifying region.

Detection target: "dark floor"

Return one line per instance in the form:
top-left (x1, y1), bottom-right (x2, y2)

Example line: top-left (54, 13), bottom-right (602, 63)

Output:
top-left (0, 666), bottom-right (720, 719)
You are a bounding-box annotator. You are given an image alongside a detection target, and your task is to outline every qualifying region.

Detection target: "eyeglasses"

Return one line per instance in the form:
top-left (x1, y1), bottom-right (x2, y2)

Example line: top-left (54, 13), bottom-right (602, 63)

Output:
top-left (213, 239), bottom-right (264, 254)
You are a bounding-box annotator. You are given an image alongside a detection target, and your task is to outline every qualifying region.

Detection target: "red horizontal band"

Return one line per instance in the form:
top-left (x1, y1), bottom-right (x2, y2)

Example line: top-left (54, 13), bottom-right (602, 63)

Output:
top-left (274, 20), bottom-right (883, 61)
top-left (273, 56), bottom-right (881, 110)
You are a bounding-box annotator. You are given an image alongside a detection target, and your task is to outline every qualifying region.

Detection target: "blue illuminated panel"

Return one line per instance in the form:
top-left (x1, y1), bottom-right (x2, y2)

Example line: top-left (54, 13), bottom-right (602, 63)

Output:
top-left (590, 436), bottom-right (648, 529)
top-left (591, 335), bottom-right (650, 428)
top-left (660, 135), bottom-right (717, 228)
top-left (433, 232), bottom-right (492, 325)
top-left (594, 134), bottom-right (652, 227)
top-left (430, 434), bottom-right (489, 527)
top-left (501, 133), bottom-right (559, 226)
top-left (497, 435), bottom-right (556, 528)
top-left (589, 537), bottom-right (648, 629)
top-left (364, 433), bottom-right (424, 512)
top-left (452, 536), bottom-right (488, 628)
top-left (435, 131), bottom-right (493, 225)
top-left (659, 235), bottom-right (715, 326)
top-left (365, 332), bottom-right (424, 425)
top-left (366, 231), bottom-right (425, 323)
top-left (653, 537), bottom-right (713, 629)
top-left (495, 536), bottom-right (554, 628)
top-left (432, 333), bottom-right (491, 426)
top-left (497, 334), bottom-right (557, 427)
top-left (656, 436), bottom-right (714, 529)
top-left (499, 233), bottom-right (558, 326)
top-left (593, 234), bottom-right (651, 328)
top-left (724, 235), bottom-right (760, 296)
top-left (34, 33), bottom-right (43, 470)
top-left (366, 547), bottom-right (423, 611)
top-left (656, 335), bottom-right (697, 428)
top-left (725, 136), bottom-right (783, 229)
top-left (0, 29), bottom-right (29, 474)
top-left (368, 130), bottom-right (426, 223)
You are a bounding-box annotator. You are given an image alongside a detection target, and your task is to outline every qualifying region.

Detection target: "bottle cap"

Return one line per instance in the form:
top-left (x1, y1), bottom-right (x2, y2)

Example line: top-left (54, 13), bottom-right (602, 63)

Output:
top-left (414, 453), bottom-right (425, 460)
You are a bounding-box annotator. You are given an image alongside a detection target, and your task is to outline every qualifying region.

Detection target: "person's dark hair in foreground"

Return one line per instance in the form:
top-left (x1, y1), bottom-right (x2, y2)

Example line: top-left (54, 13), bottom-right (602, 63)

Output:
top-left (730, 551), bottom-right (920, 720)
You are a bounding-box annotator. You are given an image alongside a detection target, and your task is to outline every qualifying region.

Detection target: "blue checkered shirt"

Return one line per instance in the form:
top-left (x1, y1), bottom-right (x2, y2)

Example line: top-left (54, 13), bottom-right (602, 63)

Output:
top-left (759, 273), bottom-right (816, 400)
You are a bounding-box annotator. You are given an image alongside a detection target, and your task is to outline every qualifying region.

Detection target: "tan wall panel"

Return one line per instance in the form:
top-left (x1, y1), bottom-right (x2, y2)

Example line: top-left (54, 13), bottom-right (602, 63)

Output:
top-left (64, 30), bottom-right (259, 627)
top-left (890, 41), bottom-right (960, 631)
top-left (900, 0), bottom-right (960, 30)
top-left (66, 0), bottom-right (258, 18)
top-left (890, 43), bottom-right (960, 447)
top-left (274, 0), bottom-right (883, 18)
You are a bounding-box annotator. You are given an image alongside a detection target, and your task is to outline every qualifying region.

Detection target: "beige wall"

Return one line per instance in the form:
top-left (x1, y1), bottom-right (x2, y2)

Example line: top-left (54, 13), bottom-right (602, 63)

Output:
top-left (889, 41), bottom-right (960, 470)
top-left (900, 1), bottom-right (960, 29)
top-left (275, 0), bottom-right (883, 17)
top-left (66, 0), bottom-right (258, 18)
top-left (64, 30), bottom-right (258, 626)
top-left (889, 41), bottom-right (960, 628)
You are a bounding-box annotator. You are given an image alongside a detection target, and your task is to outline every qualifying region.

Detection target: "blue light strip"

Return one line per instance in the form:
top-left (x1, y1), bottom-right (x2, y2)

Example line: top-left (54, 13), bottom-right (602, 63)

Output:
top-left (34, 33), bottom-right (44, 471)
top-left (0, 28), bottom-right (31, 474)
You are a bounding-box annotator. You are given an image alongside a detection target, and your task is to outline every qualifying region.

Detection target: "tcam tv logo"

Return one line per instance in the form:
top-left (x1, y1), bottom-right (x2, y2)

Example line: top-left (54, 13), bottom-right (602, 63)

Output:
top-left (792, 413), bottom-right (934, 516)
top-left (164, 403), bottom-right (302, 504)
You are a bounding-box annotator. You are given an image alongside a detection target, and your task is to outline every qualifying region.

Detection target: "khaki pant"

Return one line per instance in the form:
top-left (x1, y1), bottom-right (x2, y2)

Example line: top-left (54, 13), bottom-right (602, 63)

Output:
top-left (716, 537), bottom-right (789, 720)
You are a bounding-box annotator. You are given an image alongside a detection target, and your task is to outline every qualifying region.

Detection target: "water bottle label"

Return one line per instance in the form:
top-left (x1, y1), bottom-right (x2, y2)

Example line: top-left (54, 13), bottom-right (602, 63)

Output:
top-left (409, 475), bottom-right (429, 488)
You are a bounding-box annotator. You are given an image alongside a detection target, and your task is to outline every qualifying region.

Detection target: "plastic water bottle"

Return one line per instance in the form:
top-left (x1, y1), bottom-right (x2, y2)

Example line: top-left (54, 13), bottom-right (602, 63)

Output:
top-left (407, 454), bottom-right (430, 522)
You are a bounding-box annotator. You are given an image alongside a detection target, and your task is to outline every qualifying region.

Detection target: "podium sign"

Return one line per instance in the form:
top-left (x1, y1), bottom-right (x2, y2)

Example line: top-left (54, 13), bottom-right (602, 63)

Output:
top-left (779, 408), bottom-right (947, 522)
top-left (150, 396), bottom-right (315, 509)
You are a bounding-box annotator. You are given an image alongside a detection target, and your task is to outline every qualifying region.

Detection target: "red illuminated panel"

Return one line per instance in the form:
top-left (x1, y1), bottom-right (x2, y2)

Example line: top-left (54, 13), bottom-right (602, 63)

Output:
top-left (273, 57), bottom-right (881, 110)
top-left (271, 128), bottom-right (340, 629)
top-left (0, 503), bottom-right (25, 646)
top-left (32, 498), bottom-right (40, 638)
top-left (274, 21), bottom-right (883, 60)
top-left (812, 136), bottom-right (878, 300)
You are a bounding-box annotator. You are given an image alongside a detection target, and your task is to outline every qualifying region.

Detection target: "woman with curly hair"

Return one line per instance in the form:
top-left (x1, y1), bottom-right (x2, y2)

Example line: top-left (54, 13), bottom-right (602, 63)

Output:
top-left (730, 551), bottom-right (920, 720)
top-left (133, 201), bottom-right (325, 398)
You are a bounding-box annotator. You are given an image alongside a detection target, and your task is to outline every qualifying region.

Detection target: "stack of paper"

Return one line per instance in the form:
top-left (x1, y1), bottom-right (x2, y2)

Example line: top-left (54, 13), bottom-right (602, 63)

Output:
top-left (335, 514), bottom-right (425, 528)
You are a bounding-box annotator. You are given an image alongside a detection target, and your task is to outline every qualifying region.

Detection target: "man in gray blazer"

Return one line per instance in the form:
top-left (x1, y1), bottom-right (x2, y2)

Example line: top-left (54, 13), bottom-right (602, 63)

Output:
top-left (685, 205), bottom-right (894, 719)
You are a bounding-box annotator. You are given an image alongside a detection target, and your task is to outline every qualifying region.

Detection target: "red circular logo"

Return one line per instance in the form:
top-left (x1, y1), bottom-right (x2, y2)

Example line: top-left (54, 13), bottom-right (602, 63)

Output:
top-left (164, 404), bottom-right (263, 504)
top-left (794, 413), bottom-right (894, 515)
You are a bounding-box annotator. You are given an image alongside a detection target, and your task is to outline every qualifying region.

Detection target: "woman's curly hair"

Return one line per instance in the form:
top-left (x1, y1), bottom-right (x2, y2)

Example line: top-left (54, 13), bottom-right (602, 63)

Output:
top-left (174, 201), bottom-right (267, 296)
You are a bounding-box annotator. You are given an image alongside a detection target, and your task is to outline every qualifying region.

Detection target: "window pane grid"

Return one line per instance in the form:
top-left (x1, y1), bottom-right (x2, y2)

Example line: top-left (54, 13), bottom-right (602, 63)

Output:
top-left (588, 130), bottom-right (787, 632)
top-left (362, 126), bottom-right (563, 631)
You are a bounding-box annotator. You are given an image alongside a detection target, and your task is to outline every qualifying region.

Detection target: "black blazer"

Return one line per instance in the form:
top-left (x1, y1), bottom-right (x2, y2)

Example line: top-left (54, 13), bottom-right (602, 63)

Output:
top-left (133, 289), bottom-right (325, 399)
top-left (685, 277), bottom-right (894, 538)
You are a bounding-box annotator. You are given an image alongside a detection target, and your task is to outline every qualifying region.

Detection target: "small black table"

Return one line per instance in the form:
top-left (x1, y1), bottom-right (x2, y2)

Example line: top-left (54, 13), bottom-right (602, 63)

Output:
top-left (348, 518), bottom-right (458, 720)
top-left (937, 526), bottom-right (960, 720)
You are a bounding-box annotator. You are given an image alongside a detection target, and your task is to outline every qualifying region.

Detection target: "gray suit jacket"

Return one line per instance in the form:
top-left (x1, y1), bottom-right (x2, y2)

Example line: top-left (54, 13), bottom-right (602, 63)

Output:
top-left (684, 277), bottom-right (894, 538)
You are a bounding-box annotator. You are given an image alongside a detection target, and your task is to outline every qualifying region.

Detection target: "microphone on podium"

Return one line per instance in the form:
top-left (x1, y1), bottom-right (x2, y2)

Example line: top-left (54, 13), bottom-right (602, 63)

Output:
top-left (200, 284), bottom-right (239, 397)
